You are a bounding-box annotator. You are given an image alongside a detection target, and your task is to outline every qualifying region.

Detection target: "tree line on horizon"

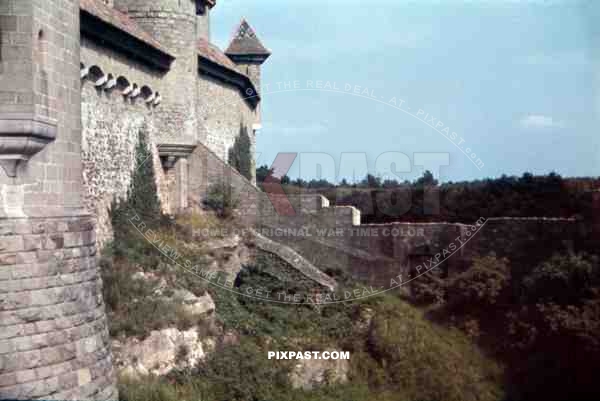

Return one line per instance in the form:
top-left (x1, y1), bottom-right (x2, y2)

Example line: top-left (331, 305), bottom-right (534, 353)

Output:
top-left (256, 165), bottom-right (599, 223)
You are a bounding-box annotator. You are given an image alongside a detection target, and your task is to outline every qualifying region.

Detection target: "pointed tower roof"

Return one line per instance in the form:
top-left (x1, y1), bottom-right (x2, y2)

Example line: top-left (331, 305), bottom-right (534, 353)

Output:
top-left (225, 19), bottom-right (271, 62)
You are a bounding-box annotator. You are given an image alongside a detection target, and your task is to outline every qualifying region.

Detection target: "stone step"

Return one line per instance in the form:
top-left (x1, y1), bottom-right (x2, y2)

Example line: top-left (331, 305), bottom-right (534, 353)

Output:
top-left (251, 230), bottom-right (337, 291)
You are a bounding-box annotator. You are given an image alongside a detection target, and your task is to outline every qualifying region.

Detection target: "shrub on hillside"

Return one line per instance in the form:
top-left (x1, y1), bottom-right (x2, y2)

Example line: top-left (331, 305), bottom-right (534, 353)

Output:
top-left (445, 255), bottom-right (511, 308)
top-left (411, 255), bottom-right (510, 308)
top-left (522, 253), bottom-right (599, 305)
top-left (204, 182), bottom-right (239, 218)
top-left (100, 256), bottom-right (201, 338)
top-left (363, 296), bottom-right (504, 401)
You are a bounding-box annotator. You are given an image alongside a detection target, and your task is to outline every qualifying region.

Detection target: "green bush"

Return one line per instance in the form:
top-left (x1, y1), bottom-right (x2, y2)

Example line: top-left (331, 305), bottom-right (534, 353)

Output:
top-left (363, 296), bottom-right (504, 401)
top-left (204, 182), bottom-right (240, 218)
top-left (445, 255), bottom-right (511, 307)
top-left (192, 338), bottom-right (293, 401)
top-left (522, 253), bottom-right (599, 305)
top-left (100, 253), bottom-right (209, 339)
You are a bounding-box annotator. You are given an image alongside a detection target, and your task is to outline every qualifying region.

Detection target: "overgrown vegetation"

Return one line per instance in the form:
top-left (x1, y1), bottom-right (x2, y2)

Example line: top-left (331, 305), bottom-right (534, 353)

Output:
top-left (105, 150), bottom-right (599, 400)
top-left (257, 167), bottom-right (597, 223)
top-left (119, 244), bottom-right (504, 401)
top-left (204, 182), bottom-right (240, 218)
top-left (415, 253), bottom-right (600, 401)
top-left (103, 130), bottom-right (213, 338)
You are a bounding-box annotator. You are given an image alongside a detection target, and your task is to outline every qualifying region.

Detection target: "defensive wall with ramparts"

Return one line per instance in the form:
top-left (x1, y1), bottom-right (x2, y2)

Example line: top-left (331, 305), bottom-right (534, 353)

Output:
top-left (191, 139), bottom-right (586, 289)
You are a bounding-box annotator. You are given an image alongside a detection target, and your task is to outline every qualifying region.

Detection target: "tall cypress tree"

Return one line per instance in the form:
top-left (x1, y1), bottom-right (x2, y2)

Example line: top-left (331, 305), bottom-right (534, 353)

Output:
top-left (111, 127), bottom-right (162, 235)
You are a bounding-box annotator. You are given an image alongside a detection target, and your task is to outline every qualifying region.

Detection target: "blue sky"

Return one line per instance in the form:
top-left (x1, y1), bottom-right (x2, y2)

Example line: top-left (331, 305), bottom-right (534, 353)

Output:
top-left (212, 0), bottom-right (599, 183)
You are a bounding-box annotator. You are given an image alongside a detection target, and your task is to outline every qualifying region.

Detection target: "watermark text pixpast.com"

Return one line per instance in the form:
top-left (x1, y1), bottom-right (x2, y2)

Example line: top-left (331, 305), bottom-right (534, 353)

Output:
top-left (268, 351), bottom-right (349, 360)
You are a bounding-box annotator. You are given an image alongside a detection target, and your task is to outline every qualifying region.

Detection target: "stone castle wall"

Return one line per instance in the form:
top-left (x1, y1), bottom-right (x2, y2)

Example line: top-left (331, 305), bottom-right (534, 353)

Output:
top-left (259, 203), bottom-right (582, 286)
top-left (0, 1), bottom-right (85, 218)
top-left (80, 37), bottom-right (167, 245)
top-left (78, 19), bottom-right (258, 243)
top-left (113, 0), bottom-right (199, 145)
top-left (0, 1), bottom-right (261, 399)
top-left (197, 74), bottom-right (257, 170)
top-left (184, 149), bottom-right (581, 287)
top-left (0, 1), bottom-right (117, 399)
top-left (188, 142), bottom-right (262, 219)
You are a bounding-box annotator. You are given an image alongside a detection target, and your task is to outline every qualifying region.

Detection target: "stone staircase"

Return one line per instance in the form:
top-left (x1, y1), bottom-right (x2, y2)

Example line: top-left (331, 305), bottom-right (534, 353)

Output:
top-left (251, 230), bottom-right (337, 291)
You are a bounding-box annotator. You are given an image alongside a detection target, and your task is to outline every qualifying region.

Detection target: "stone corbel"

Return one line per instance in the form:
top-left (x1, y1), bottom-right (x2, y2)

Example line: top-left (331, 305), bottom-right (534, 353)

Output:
top-left (94, 73), bottom-right (108, 87)
top-left (121, 83), bottom-right (133, 96)
top-left (0, 116), bottom-right (57, 177)
top-left (104, 74), bottom-right (117, 90)
top-left (145, 92), bottom-right (156, 104)
top-left (128, 84), bottom-right (140, 99)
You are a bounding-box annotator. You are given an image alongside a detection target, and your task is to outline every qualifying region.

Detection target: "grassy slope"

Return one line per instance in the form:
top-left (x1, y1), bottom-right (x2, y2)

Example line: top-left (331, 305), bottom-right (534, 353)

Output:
top-left (110, 222), bottom-right (505, 401)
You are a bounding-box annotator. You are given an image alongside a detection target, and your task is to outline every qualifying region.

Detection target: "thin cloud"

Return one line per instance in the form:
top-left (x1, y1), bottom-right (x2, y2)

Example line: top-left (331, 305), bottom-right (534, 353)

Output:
top-left (520, 114), bottom-right (564, 129)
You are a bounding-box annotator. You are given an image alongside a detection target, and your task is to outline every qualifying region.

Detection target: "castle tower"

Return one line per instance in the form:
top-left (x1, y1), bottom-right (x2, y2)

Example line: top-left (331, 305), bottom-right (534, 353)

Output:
top-left (0, 1), bottom-right (116, 399)
top-left (225, 19), bottom-right (271, 94)
top-left (196, 0), bottom-right (216, 42)
top-left (113, 0), bottom-right (212, 213)
top-left (113, 0), bottom-right (203, 146)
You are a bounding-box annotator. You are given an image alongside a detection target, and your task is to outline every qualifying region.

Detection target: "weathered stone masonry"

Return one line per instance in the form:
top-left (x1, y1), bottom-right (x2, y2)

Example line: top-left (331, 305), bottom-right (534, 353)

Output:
top-left (0, 1), bottom-right (117, 399)
top-left (1, 0), bottom-right (270, 399)
top-left (77, 0), bottom-right (269, 241)
top-left (193, 149), bottom-right (582, 289)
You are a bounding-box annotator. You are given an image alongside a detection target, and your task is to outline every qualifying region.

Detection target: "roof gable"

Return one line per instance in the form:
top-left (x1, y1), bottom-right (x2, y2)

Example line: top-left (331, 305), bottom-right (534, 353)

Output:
top-left (225, 19), bottom-right (271, 57)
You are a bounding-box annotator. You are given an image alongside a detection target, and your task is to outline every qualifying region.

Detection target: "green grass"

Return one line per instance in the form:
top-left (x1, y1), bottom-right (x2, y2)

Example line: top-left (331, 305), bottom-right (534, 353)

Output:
top-left (120, 280), bottom-right (504, 401)
top-left (110, 212), bottom-right (505, 401)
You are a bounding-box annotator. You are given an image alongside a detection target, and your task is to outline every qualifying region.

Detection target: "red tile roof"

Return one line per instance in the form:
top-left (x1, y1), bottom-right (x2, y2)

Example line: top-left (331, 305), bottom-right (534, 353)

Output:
top-left (197, 38), bottom-right (242, 74)
top-left (225, 19), bottom-right (271, 57)
top-left (80, 0), bottom-right (171, 57)
top-left (197, 39), bottom-right (260, 106)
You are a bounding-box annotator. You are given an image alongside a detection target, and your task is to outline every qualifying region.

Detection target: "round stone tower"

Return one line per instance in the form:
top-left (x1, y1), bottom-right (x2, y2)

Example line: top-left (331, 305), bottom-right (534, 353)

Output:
top-left (0, 1), bottom-right (117, 399)
top-left (113, 0), bottom-right (208, 145)
top-left (196, 0), bottom-right (215, 42)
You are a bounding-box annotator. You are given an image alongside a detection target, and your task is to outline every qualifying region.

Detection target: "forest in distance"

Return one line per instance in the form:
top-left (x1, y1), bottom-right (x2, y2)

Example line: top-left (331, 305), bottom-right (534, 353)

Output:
top-left (256, 167), bottom-right (598, 224)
